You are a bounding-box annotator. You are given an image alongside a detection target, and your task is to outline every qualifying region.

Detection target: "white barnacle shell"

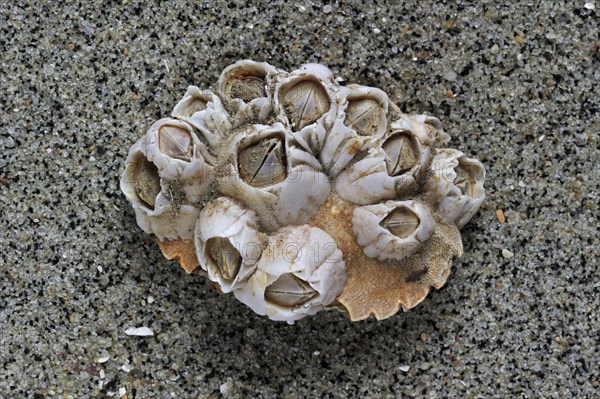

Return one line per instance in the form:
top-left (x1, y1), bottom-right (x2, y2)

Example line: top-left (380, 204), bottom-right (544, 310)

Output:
top-left (273, 63), bottom-right (338, 155)
top-left (321, 84), bottom-right (391, 176)
top-left (120, 138), bottom-right (200, 240)
top-left (217, 122), bottom-right (330, 231)
top-left (335, 124), bottom-right (432, 205)
top-left (194, 197), bottom-right (268, 293)
top-left (427, 148), bottom-right (486, 228)
top-left (218, 60), bottom-right (280, 124)
top-left (352, 200), bottom-right (436, 261)
top-left (121, 60), bottom-right (487, 322)
top-left (143, 118), bottom-right (216, 203)
top-left (233, 225), bottom-right (346, 322)
top-left (171, 86), bottom-right (232, 147)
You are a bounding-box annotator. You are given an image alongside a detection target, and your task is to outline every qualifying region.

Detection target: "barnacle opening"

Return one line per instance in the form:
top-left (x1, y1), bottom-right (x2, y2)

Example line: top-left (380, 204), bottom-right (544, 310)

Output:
top-left (281, 78), bottom-right (330, 131)
top-left (134, 156), bottom-right (161, 210)
top-left (264, 273), bottom-right (318, 308)
top-left (382, 131), bottom-right (419, 176)
top-left (454, 158), bottom-right (485, 198)
top-left (158, 125), bottom-right (194, 162)
top-left (221, 62), bottom-right (270, 103)
top-left (230, 75), bottom-right (266, 103)
top-left (237, 135), bottom-right (287, 187)
top-left (344, 96), bottom-right (387, 136)
top-left (380, 206), bottom-right (420, 239)
top-left (205, 237), bottom-right (242, 282)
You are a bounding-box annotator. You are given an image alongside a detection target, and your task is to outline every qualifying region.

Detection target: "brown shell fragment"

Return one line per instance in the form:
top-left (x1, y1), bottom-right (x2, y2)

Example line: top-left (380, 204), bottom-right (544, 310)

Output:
top-left (157, 239), bottom-right (200, 273)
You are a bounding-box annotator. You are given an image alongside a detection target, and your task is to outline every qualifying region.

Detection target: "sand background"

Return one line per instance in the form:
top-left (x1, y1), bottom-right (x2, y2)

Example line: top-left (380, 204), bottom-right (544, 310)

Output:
top-left (1, 1), bottom-right (598, 397)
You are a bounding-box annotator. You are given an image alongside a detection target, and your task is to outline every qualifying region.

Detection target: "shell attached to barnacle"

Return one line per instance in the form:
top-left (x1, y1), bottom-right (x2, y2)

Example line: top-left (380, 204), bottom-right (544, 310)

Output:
top-left (121, 60), bottom-right (486, 322)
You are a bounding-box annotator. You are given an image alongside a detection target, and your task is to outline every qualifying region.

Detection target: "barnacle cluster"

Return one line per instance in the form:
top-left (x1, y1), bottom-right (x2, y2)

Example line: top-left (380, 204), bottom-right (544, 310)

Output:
top-left (120, 61), bottom-right (486, 322)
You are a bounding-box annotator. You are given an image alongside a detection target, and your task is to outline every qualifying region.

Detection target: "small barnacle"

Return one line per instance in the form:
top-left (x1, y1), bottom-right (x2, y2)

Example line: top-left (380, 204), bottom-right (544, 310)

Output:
top-left (334, 127), bottom-right (431, 205)
top-left (220, 60), bottom-right (272, 101)
top-left (319, 85), bottom-right (392, 177)
top-left (273, 64), bottom-right (338, 156)
top-left (195, 197), bottom-right (267, 292)
top-left (122, 60), bottom-right (486, 322)
top-left (120, 138), bottom-right (200, 240)
top-left (217, 123), bottom-right (330, 231)
top-left (172, 95), bottom-right (207, 118)
top-left (238, 136), bottom-right (287, 187)
top-left (426, 148), bottom-right (486, 228)
top-left (143, 118), bottom-right (216, 204)
top-left (345, 97), bottom-right (385, 136)
top-left (454, 158), bottom-right (484, 198)
top-left (352, 200), bottom-right (435, 262)
top-left (234, 225), bottom-right (345, 322)
top-left (218, 60), bottom-right (280, 123)
top-left (172, 87), bottom-right (232, 146)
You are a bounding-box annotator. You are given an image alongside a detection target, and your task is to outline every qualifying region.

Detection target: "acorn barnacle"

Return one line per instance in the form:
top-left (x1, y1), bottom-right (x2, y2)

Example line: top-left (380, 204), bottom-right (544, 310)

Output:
top-left (120, 60), bottom-right (486, 322)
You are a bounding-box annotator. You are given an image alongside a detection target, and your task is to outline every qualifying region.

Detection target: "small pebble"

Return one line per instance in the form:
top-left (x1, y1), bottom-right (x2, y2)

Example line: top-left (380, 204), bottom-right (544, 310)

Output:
top-left (444, 71), bottom-right (458, 81)
top-left (496, 209), bottom-right (506, 224)
top-left (502, 249), bottom-right (514, 259)
top-left (220, 381), bottom-right (232, 395)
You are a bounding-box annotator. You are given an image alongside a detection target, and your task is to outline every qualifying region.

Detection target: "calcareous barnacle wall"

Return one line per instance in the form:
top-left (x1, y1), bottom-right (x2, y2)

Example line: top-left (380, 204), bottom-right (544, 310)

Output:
top-left (120, 60), bottom-right (486, 322)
